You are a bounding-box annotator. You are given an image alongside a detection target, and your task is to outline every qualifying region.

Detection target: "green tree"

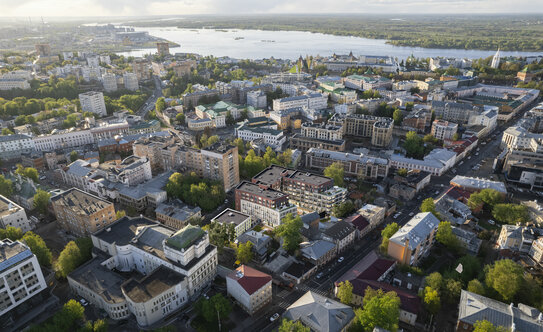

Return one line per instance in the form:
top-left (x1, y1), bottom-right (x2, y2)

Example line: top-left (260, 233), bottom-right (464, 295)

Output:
top-left (355, 287), bottom-right (400, 332)
top-left (380, 222), bottom-right (399, 253)
top-left (443, 278), bottom-right (462, 304)
top-left (115, 210), bottom-right (126, 219)
top-left (337, 280), bottom-right (353, 305)
top-left (69, 150), bottom-right (79, 162)
top-left (452, 133), bottom-right (460, 141)
top-left (485, 259), bottom-right (524, 301)
top-left (423, 286), bottom-right (441, 315)
top-left (473, 320), bottom-right (509, 332)
top-left (468, 189), bottom-right (504, 211)
top-left (155, 97), bottom-right (166, 113)
top-left (195, 293), bottom-right (232, 324)
top-left (436, 221), bottom-right (461, 251)
top-left (454, 255), bottom-right (482, 284)
top-left (276, 213), bottom-right (303, 253)
top-left (236, 241), bottom-right (253, 264)
top-left (278, 319), bottom-right (310, 332)
top-left (0, 175), bottom-right (13, 197)
top-left (56, 238), bottom-right (93, 278)
top-left (176, 113), bottom-right (185, 125)
top-left (420, 198), bottom-right (439, 217)
top-left (16, 165), bottom-right (39, 183)
top-left (397, 168), bottom-right (408, 177)
top-left (22, 232), bottom-right (52, 267)
top-left (425, 272), bottom-right (443, 291)
top-left (403, 131), bottom-right (424, 159)
top-left (33, 189), bottom-right (51, 214)
top-left (492, 204), bottom-right (529, 225)
top-left (1, 128), bottom-right (14, 135)
top-left (332, 200), bottom-right (355, 218)
top-left (393, 108), bottom-right (403, 125)
top-left (323, 162), bottom-right (344, 187)
top-left (208, 222), bottom-right (236, 251)
top-left (467, 279), bottom-right (486, 296)
top-left (0, 226), bottom-right (23, 240)
top-left (225, 110), bottom-right (235, 125)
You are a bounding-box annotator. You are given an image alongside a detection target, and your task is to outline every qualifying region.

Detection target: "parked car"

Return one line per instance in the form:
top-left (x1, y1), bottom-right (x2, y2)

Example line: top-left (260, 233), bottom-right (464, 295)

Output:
top-left (488, 219), bottom-right (495, 225)
top-left (338, 257), bottom-right (344, 263)
top-left (316, 272), bottom-right (323, 279)
top-left (270, 313), bottom-right (280, 322)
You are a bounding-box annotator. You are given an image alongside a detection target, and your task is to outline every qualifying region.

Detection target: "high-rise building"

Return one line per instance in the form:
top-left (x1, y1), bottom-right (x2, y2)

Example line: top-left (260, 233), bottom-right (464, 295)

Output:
top-left (79, 91), bottom-right (107, 116)
top-left (491, 48), bottom-right (501, 69)
top-left (102, 73), bottom-right (118, 92)
top-left (156, 42), bottom-right (170, 56)
top-left (123, 72), bottom-right (139, 91)
top-left (0, 239), bottom-right (47, 317)
top-left (132, 59), bottom-right (151, 81)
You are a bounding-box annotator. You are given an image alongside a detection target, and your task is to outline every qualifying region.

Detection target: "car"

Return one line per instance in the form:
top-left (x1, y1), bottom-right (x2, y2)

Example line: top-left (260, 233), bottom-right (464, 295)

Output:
top-left (459, 161), bottom-right (464, 165)
top-left (435, 191), bottom-right (439, 195)
top-left (338, 257), bottom-right (345, 263)
top-left (467, 156), bottom-right (472, 160)
top-left (270, 313), bottom-right (280, 322)
top-left (80, 299), bottom-right (88, 306)
top-left (39, 176), bottom-right (46, 180)
top-left (488, 219), bottom-right (495, 225)
top-left (316, 272), bottom-right (323, 279)
top-left (408, 212), bottom-right (415, 217)
top-left (475, 152), bottom-right (479, 156)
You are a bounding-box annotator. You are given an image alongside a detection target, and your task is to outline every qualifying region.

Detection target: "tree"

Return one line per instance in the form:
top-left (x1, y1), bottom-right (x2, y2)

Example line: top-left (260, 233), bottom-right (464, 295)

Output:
top-left (1, 128), bottom-right (13, 135)
top-left (69, 150), bottom-right (79, 162)
top-left (467, 279), bottom-right (486, 296)
top-left (155, 97), bottom-right (166, 113)
top-left (115, 210), bottom-right (126, 219)
top-left (492, 204), bottom-right (529, 225)
top-left (195, 293), bottom-right (232, 324)
top-left (397, 168), bottom-right (408, 177)
top-left (275, 213), bottom-right (303, 253)
top-left (393, 108), bottom-right (403, 125)
top-left (468, 189), bottom-right (504, 211)
top-left (436, 221), bottom-right (461, 251)
top-left (403, 131), bottom-right (425, 159)
top-left (473, 320), bottom-right (509, 332)
top-left (323, 162), bottom-right (344, 187)
top-left (443, 278), bottom-right (462, 304)
top-left (454, 255), bottom-right (482, 284)
top-left (337, 280), bottom-right (353, 305)
top-left (278, 319), bottom-right (310, 332)
top-left (16, 165), bottom-right (39, 183)
top-left (420, 198), bottom-right (438, 217)
top-left (236, 241), bottom-right (253, 264)
top-left (452, 133), bottom-right (460, 141)
top-left (56, 238), bottom-right (93, 278)
top-left (425, 272), bottom-right (443, 291)
top-left (0, 175), bottom-right (13, 197)
top-left (423, 286), bottom-right (441, 314)
top-left (332, 200), bottom-right (355, 218)
top-left (380, 222), bottom-right (399, 253)
top-left (485, 259), bottom-right (524, 301)
top-left (0, 226), bottom-right (23, 240)
top-left (208, 222), bottom-right (236, 251)
top-left (225, 110), bottom-right (235, 125)
top-left (23, 232), bottom-right (52, 267)
top-left (33, 189), bottom-right (51, 215)
top-left (176, 113), bottom-right (185, 125)
top-left (355, 287), bottom-right (400, 332)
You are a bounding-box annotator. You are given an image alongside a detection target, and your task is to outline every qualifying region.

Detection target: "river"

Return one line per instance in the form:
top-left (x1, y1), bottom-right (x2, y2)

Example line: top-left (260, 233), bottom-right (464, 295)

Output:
top-left (117, 26), bottom-right (542, 60)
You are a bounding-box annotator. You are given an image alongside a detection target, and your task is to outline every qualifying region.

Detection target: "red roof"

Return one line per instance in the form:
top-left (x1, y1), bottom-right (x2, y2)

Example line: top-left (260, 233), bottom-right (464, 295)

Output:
top-left (351, 279), bottom-right (421, 314)
top-left (357, 258), bottom-right (395, 280)
top-left (444, 186), bottom-right (471, 202)
top-left (345, 214), bottom-right (370, 231)
top-left (228, 265), bottom-right (272, 295)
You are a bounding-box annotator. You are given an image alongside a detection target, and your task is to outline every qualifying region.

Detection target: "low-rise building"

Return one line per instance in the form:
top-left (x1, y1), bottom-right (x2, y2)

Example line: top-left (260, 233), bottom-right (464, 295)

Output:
top-left (0, 239), bottom-right (47, 317)
top-left (497, 225), bottom-right (539, 253)
top-left (0, 195), bottom-right (32, 232)
top-left (0, 134), bottom-right (35, 160)
top-left (235, 124), bottom-right (286, 149)
top-left (431, 120), bottom-right (458, 141)
top-left (237, 230), bottom-right (271, 264)
top-left (322, 221), bottom-right (356, 255)
top-left (300, 240), bottom-right (337, 267)
top-left (211, 209), bottom-right (252, 239)
top-left (390, 148), bottom-right (457, 176)
top-left (273, 93), bottom-right (327, 111)
top-left (357, 204), bottom-right (386, 230)
top-left (387, 212), bottom-right (440, 266)
top-left (155, 200), bottom-right (201, 230)
top-left (51, 188), bottom-right (116, 236)
top-left (450, 175), bottom-right (507, 194)
top-left (226, 265), bottom-right (272, 315)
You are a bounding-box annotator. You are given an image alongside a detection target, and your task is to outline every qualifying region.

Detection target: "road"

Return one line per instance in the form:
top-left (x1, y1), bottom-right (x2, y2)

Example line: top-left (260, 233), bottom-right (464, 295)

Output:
top-left (137, 75), bottom-right (162, 118)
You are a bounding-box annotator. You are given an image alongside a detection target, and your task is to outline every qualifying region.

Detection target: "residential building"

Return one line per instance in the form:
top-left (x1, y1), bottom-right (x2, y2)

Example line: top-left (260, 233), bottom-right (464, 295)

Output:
top-left (155, 200), bottom-right (201, 230)
top-left (0, 239), bottom-right (47, 317)
top-left (431, 101), bottom-right (480, 124)
top-left (123, 72), bottom-right (139, 91)
top-left (390, 148), bottom-right (457, 176)
top-left (79, 91), bottom-right (107, 117)
top-left (344, 214), bottom-right (370, 239)
top-left (530, 237), bottom-right (543, 265)
top-left (306, 148), bottom-right (389, 180)
top-left (452, 226), bottom-right (482, 255)
top-left (300, 240), bottom-right (337, 267)
top-left (237, 230), bottom-right (271, 264)
top-left (102, 73), bottom-right (118, 92)
top-left (282, 261), bottom-right (318, 285)
top-left (211, 209), bottom-right (252, 239)
top-left (387, 212), bottom-right (440, 266)
top-left (0, 134), bottom-right (35, 160)
top-left (235, 124), bottom-right (286, 149)
top-left (33, 129), bottom-right (94, 151)
top-left (98, 156), bottom-right (152, 186)
top-left (234, 181), bottom-right (297, 228)
top-left (457, 290), bottom-right (543, 332)
top-left (450, 176), bottom-right (507, 194)
top-left (246, 90), bottom-right (267, 109)
top-left (431, 120), bottom-right (458, 141)
top-left (497, 225), bottom-right (539, 253)
top-left (132, 59), bottom-right (150, 81)
top-left (272, 93), bottom-right (327, 111)
top-left (226, 265), bottom-right (272, 315)
top-left (358, 204), bottom-right (386, 230)
top-left (51, 188), bottom-right (116, 236)
top-left (0, 195), bottom-right (32, 232)
top-left (252, 165), bottom-right (347, 213)
top-left (322, 221), bottom-right (356, 254)
top-left (300, 122), bottom-right (343, 141)
top-left (0, 78), bottom-right (31, 90)
top-left (183, 89), bottom-right (219, 109)
top-left (172, 60), bottom-right (197, 77)
top-left (329, 114), bottom-right (393, 147)
top-left (343, 74), bottom-right (392, 91)
top-left (156, 42), bottom-right (170, 56)
top-left (115, 171), bottom-right (171, 212)
top-left (283, 291), bottom-right (355, 332)
top-left (290, 134), bottom-right (346, 152)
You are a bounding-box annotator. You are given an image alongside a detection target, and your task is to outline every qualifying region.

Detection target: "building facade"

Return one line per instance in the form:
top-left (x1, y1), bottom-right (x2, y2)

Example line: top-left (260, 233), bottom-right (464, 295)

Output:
top-left (79, 91), bottom-right (107, 117)
top-left (226, 265), bottom-right (272, 315)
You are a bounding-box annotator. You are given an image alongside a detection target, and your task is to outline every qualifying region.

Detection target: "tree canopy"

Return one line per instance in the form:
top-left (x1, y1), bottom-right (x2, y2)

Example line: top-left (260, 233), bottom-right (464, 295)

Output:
top-left (332, 200), bottom-right (355, 218)
top-left (484, 259), bottom-right (524, 302)
top-left (337, 280), bottom-right (353, 305)
top-left (492, 204), bottom-right (530, 225)
top-left (236, 241), bottom-right (253, 264)
top-left (15, 164), bottom-right (39, 183)
top-left (278, 319), bottom-right (310, 332)
top-left (0, 175), bottom-right (13, 197)
top-left (165, 172), bottom-right (225, 212)
top-left (436, 221), bottom-right (462, 252)
top-left (33, 189), bottom-right (51, 215)
top-left (353, 287), bottom-right (400, 332)
top-left (380, 222), bottom-right (399, 253)
top-left (56, 238), bottom-right (93, 278)
top-left (276, 213), bottom-right (303, 253)
top-left (323, 162), bottom-right (345, 187)
top-left (403, 131), bottom-right (425, 159)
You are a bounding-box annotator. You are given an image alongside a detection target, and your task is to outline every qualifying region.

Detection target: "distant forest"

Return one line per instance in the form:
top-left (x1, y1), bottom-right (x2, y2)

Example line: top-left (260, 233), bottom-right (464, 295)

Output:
top-left (125, 14), bottom-right (543, 52)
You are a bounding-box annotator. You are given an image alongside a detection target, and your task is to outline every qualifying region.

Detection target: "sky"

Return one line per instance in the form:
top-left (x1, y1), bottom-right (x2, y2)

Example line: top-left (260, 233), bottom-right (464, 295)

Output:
top-left (0, 0), bottom-right (541, 17)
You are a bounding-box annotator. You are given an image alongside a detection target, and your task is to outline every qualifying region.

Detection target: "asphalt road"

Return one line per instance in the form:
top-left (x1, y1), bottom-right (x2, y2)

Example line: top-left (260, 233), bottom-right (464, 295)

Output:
top-left (137, 75), bottom-right (162, 117)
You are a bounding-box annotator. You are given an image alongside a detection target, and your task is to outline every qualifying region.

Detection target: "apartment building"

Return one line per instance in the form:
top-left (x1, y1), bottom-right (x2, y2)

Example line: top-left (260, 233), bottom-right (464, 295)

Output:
top-left (387, 212), bottom-right (440, 266)
top-left (431, 120), bottom-right (458, 141)
top-left (290, 122), bottom-right (346, 152)
top-left (226, 265), bottom-right (272, 315)
top-left (0, 195), bottom-right (32, 232)
top-left (182, 89), bottom-right (219, 109)
top-left (0, 134), bottom-right (35, 160)
top-left (156, 42), bottom-right (170, 56)
top-left (33, 128), bottom-right (94, 151)
top-left (272, 93), bottom-right (327, 111)
top-left (246, 90), bottom-right (267, 109)
top-left (79, 91), bottom-right (107, 117)
top-left (234, 181), bottom-right (297, 228)
top-left (97, 156), bottom-right (152, 186)
top-left (431, 101), bottom-right (480, 124)
top-left (235, 124), bottom-right (286, 149)
top-left (155, 200), bottom-right (201, 230)
top-left (123, 72), bottom-right (139, 91)
top-left (51, 188), bottom-right (116, 236)
top-left (322, 221), bottom-right (356, 254)
top-left (252, 165), bottom-right (347, 213)
top-left (172, 60), bottom-right (197, 77)
top-left (358, 204), bottom-right (386, 229)
top-left (0, 79), bottom-right (31, 90)
top-left (102, 73), bottom-right (118, 92)
top-left (132, 59), bottom-right (151, 81)
top-left (211, 209), bottom-right (252, 239)
top-left (329, 114), bottom-right (393, 147)
top-left (300, 122), bottom-right (343, 141)
top-left (390, 148), bottom-right (457, 176)
top-left (0, 239), bottom-right (47, 317)
top-left (305, 148), bottom-right (389, 180)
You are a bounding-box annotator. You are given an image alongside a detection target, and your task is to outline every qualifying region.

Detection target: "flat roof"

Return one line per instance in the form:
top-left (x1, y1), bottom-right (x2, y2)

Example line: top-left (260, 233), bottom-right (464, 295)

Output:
top-left (69, 257), bottom-right (126, 304)
top-left (93, 216), bottom-right (158, 245)
top-left (51, 188), bottom-right (112, 216)
top-left (235, 181), bottom-right (288, 200)
top-left (212, 209), bottom-right (250, 226)
top-left (122, 265), bottom-right (185, 303)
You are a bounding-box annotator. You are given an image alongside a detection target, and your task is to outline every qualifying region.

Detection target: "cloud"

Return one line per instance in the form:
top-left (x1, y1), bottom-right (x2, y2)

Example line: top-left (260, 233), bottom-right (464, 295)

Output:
top-left (0, 0), bottom-right (540, 16)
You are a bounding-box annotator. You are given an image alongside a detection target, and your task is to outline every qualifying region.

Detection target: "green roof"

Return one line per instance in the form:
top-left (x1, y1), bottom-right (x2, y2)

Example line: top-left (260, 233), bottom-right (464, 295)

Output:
top-left (166, 225), bottom-right (205, 250)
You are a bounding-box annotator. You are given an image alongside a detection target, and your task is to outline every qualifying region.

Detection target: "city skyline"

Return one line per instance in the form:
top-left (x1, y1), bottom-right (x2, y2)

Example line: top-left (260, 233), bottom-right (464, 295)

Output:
top-left (0, 0), bottom-right (542, 17)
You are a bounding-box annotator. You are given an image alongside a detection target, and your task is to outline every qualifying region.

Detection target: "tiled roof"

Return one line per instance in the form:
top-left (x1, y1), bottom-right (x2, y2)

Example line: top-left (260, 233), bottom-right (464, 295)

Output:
top-left (227, 265), bottom-right (271, 295)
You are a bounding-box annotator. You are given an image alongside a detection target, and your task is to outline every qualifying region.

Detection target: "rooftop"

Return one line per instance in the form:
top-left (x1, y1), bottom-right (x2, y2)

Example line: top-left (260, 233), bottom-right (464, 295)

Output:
top-left (389, 212), bottom-right (440, 250)
top-left (235, 181), bottom-right (289, 201)
top-left (51, 188), bottom-right (112, 216)
top-left (165, 225), bottom-right (206, 251)
top-left (227, 265), bottom-right (271, 295)
top-left (0, 195), bottom-right (23, 218)
top-left (0, 239), bottom-right (32, 273)
top-left (122, 265), bottom-right (185, 303)
top-left (300, 240), bottom-right (336, 261)
top-left (212, 209), bottom-right (250, 227)
top-left (451, 176), bottom-right (507, 194)
top-left (323, 221), bottom-right (355, 241)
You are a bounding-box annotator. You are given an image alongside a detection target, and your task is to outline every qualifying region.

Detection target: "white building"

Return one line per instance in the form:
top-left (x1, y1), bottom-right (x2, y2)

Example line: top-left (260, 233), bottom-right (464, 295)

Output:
top-left (79, 91), bottom-right (107, 117)
top-left (235, 124), bottom-right (286, 149)
top-left (0, 195), bottom-right (32, 232)
top-left (226, 265), bottom-right (272, 315)
top-left (0, 79), bottom-right (30, 91)
top-left (491, 49), bottom-right (501, 69)
top-left (431, 120), bottom-right (458, 141)
top-left (0, 239), bottom-right (47, 316)
top-left (301, 122), bottom-right (343, 141)
top-left (33, 129), bottom-right (94, 151)
top-left (246, 90), bottom-right (267, 109)
top-left (102, 73), bottom-right (118, 92)
top-left (390, 148), bottom-right (456, 176)
top-left (99, 55), bottom-right (111, 65)
top-left (211, 209), bottom-right (252, 239)
top-left (0, 134), bottom-right (35, 160)
top-left (273, 93), bottom-right (327, 111)
top-left (123, 72), bottom-right (139, 91)
top-left (87, 55), bottom-right (100, 68)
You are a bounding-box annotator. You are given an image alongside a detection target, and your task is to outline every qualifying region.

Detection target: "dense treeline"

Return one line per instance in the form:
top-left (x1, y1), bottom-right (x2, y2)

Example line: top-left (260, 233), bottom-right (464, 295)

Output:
top-left (165, 172), bottom-right (226, 212)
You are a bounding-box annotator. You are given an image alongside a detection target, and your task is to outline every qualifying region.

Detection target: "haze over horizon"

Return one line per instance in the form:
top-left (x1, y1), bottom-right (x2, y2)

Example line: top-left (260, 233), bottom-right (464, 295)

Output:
top-left (0, 0), bottom-right (542, 18)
